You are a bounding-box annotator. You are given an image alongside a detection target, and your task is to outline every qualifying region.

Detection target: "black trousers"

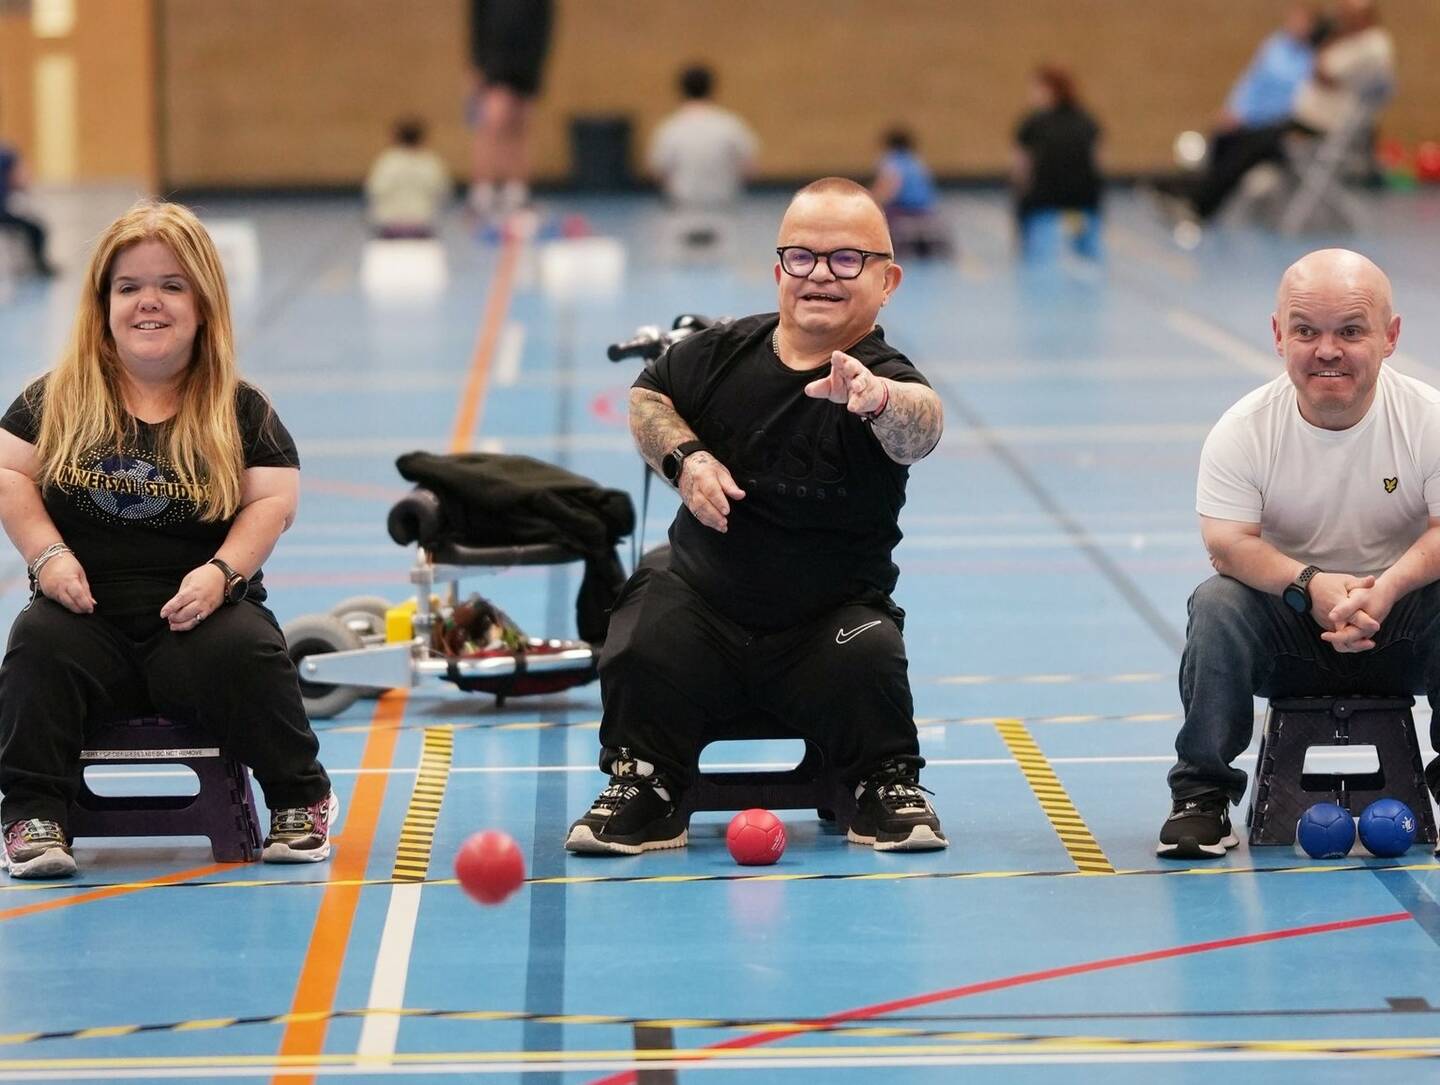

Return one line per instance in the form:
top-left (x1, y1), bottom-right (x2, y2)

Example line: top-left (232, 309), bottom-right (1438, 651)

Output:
top-left (1190, 121), bottom-right (1319, 220)
top-left (0, 209), bottom-right (50, 272)
top-left (0, 598), bottom-right (331, 827)
top-left (597, 566), bottom-right (922, 789)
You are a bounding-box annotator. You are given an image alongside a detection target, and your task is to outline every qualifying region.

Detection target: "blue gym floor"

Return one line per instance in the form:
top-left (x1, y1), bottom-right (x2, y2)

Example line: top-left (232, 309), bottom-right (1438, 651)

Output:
top-left (4, 186), bottom-right (1440, 1082)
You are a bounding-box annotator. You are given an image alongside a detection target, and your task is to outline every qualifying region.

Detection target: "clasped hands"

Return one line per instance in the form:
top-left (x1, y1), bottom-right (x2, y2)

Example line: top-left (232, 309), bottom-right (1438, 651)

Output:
top-left (37, 552), bottom-right (226, 631)
top-left (1312, 571), bottom-right (1394, 654)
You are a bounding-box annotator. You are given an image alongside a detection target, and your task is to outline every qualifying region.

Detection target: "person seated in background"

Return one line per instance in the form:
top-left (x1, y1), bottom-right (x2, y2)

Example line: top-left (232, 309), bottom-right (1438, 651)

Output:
top-left (565, 178), bottom-right (948, 856)
top-left (1012, 65), bottom-right (1103, 260)
top-left (1158, 249), bottom-right (1440, 860)
top-left (647, 64), bottom-right (758, 248)
top-left (1167, 0), bottom-right (1393, 224)
top-left (0, 137), bottom-right (56, 278)
top-left (870, 128), bottom-right (948, 259)
top-left (364, 118), bottom-right (452, 239)
top-left (0, 201), bottom-right (335, 879)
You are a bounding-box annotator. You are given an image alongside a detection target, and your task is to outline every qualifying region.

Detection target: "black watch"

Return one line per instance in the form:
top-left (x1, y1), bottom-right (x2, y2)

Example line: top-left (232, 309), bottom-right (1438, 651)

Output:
top-left (207, 557), bottom-right (249, 604)
top-left (661, 440), bottom-right (709, 483)
top-left (1282, 565), bottom-right (1320, 614)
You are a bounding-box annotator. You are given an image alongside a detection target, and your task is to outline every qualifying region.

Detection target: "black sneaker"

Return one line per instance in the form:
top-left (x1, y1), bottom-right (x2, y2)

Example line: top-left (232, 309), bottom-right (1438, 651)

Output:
top-left (847, 760), bottom-right (949, 852)
top-left (1156, 792), bottom-right (1238, 859)
top-left (564, 756), bottom-right (687, 856)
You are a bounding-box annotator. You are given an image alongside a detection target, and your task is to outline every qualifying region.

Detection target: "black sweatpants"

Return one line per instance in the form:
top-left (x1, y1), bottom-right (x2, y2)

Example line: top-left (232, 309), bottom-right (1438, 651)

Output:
top-left (597, 566), bottom-right (921, 789)
top-left (0, 209), bottom-right (50, 273)
top-left (0, 597), bottom-right (331, 828)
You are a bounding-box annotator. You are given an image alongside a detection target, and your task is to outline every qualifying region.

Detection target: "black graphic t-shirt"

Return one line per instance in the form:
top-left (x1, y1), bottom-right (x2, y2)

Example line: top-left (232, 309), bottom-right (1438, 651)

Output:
top-left (2, 379), bottom-right (299, 616)
top-left (634, 313), bottom-right (929, 631)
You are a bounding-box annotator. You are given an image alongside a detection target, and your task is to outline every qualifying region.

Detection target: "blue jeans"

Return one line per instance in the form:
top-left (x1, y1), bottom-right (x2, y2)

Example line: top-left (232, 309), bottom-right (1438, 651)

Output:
top-left (1169, 575), bottom-right (1440, 804)
top-left (1019, 208), bottom-right (1102, 261)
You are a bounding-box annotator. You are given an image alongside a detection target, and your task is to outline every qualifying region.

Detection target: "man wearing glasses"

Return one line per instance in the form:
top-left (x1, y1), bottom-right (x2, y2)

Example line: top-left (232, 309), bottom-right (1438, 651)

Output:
top-left (566, 177), bottom-right (947, 856)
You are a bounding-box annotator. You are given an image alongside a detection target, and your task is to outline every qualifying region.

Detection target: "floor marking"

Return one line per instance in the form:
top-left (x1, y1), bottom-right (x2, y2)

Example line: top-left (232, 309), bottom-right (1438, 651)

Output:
top-left (1165, 308), bottom-right (1278, 378)
top-left (357, 727), bottom-right (453, 1059)
top-left (272, 690), bottom-right (406, 1085)
top-left (586, 909), bottom-right (1414, 1085)
top-left (940, 672), bottom-right (1167, 686)
top-left (994, 720), bottom-right (1114, 874)
top-left (493, 321), bottom-right (526, 386)
top-left (0, 859), bottom-right (234, 924)
top-left (450, 237), bottom-right (521, 451)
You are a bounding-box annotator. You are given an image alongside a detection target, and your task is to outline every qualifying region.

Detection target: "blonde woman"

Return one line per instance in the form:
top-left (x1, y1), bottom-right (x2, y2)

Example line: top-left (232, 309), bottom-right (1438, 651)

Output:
top-left (0, 201), bottom-right (334, 879)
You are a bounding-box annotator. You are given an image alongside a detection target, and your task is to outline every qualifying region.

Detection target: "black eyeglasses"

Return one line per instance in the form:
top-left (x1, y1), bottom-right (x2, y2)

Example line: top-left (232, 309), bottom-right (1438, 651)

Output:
top-left (776, 246), bottom-right (892, 280)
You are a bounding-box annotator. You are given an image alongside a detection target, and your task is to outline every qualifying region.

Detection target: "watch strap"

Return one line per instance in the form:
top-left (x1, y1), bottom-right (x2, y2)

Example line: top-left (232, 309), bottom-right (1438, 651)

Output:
top-left (675, 439), bottom-right (709, 459)
top-left (1295, 565), bottom-right (1320, 589)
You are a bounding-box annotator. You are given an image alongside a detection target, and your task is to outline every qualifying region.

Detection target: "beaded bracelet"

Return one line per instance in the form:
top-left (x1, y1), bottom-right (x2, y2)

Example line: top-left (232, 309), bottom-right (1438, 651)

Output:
top-left (26, 542), bottom-right (72, 598)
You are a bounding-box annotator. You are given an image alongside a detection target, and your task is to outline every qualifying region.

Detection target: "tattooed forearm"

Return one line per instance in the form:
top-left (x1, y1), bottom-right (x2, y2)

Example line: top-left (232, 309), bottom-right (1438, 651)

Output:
top-left (871, 381), bottom-right (944, 464)
top-left (630, 388), bottom-right (699, 473)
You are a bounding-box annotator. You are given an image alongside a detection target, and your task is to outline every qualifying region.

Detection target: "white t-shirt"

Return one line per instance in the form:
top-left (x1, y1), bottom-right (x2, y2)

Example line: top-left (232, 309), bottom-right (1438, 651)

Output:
top-left (1197, 367), bottom-right (1440, 577)
top-left (1292, 26), bottom-right (1394, 133)
top-left (364, 147), bottom-right (451, 229)
top-left (647, 102), bottom-right (758, 208)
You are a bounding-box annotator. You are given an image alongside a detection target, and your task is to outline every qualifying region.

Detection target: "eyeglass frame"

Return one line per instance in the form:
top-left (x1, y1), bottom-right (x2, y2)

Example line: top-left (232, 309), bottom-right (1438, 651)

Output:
top-left (775, 245), bottom-right (894, 280)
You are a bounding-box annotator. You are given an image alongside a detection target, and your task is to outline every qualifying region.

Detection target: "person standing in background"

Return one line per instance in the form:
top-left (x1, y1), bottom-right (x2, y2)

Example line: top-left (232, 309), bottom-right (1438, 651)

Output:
top-left (468, 0), bottom-right (554, 218)
top-left (1012, 65), bottom-right (1103, 261)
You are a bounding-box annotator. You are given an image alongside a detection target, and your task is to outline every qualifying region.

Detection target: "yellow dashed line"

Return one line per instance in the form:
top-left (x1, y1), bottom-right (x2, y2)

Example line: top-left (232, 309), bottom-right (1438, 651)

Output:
top-left (995, 719), bottom-right (1115, 874)
top-left (391, 728), bottom-right (453, 882)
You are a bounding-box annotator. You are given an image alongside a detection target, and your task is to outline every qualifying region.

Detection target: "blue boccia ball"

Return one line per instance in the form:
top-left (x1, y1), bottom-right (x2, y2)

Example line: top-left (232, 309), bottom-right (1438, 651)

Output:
top-left (1358, 798), bottom-right (1418, 858)
top-left (1296, 802), bottom-right (1356, 859)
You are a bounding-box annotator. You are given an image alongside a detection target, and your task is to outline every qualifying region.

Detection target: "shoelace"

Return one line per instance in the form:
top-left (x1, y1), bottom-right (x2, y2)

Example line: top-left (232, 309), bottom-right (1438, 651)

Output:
top-left (876, 781), bottom-right (933, 814)
top-left (1170, 796), bottom-right (1226, 820)
top-left (272, 808), bottom-right (319, 836)
top-left (591, 780), bottom-right (643, 812)
top-left (9, 819), bottom-right (65, 848)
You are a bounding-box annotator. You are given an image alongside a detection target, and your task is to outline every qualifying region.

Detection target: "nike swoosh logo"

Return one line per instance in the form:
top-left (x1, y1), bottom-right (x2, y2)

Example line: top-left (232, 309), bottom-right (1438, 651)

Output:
top-left (835, 620), bottom-right (883, 645)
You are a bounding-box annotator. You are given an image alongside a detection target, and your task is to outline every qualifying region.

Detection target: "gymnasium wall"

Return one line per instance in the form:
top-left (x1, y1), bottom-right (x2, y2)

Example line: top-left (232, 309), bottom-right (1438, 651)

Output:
top-left (7, 1), bottom-right (1438, 189)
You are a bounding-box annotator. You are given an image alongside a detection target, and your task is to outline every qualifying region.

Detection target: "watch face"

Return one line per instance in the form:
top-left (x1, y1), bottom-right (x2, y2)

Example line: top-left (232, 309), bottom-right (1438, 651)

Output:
top-left (662, 450), bottom-right (682, 482)
top-left (1282, 585), bottom-right (1308, 614)
top-left (227, 575), bottom-right (249, 604)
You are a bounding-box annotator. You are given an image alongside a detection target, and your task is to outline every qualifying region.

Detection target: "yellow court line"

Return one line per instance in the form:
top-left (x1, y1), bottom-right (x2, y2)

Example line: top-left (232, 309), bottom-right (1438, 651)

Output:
top-left (995, 719), bottom-right (1115, 874)
top-left (392, 727), bottom-right (453, 881)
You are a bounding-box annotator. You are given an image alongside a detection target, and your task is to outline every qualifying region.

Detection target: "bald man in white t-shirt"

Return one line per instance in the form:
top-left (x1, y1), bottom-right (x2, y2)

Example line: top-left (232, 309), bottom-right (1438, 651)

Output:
top-left (1160, 248), bottom-right (1440, 859)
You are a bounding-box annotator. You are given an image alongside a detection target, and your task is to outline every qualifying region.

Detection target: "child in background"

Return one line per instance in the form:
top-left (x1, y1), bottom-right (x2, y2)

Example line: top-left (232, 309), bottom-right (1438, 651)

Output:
top-left (364, 119), bottom-right (452, 239)
top-left (871, 129), bottom-right (949, 259)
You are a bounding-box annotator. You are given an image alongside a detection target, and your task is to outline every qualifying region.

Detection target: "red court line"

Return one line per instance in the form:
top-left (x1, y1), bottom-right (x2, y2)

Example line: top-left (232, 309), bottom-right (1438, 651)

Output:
top-left (588, 909), bottom-right (1411, 1084)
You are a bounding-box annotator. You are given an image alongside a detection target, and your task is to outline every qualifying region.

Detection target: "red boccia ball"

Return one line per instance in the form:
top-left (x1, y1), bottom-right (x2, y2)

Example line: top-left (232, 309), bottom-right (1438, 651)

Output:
top-left (726, 808), bottom-right (787, 866)
top-left (455, 830), bottom-right (526, 905)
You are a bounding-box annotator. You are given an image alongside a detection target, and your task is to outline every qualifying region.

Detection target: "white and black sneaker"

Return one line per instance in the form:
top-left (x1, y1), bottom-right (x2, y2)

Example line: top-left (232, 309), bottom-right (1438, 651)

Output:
top-left (564, 753), bottom-right (687, 856)
top-left (3, 818), bottom-right (76, 879)
top-left (848, 760), bottom-right (949, 851)
top-left (1156, 792), bottom-right (1238, 859)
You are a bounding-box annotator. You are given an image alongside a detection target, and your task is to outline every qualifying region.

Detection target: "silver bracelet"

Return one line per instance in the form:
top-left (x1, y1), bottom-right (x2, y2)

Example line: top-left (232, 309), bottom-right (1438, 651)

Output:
top-left (27, 542), bottom-right (72, 596)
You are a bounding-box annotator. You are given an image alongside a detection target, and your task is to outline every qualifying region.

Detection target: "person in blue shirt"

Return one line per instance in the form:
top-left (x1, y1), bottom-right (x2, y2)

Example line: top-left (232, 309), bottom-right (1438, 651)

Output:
top-left (871, 129), bottom-right (949, 259)
top-left (0, 140), bottom-right (56, 278)
top-left (1209, 4), bottom-right (1323, 171)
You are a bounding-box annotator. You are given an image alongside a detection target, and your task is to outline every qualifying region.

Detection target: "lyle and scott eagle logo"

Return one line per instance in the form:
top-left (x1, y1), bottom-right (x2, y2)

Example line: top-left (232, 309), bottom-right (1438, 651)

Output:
top-left (1384, 477), bottom-right (1398, 493)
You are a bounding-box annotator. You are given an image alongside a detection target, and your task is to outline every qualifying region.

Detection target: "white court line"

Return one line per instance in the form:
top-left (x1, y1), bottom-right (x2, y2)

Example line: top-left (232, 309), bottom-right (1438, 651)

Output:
top-left (357, 882), bottom-right (423, 1059)
top-left (1165, 309), bottom-right (1278, 378)
top-left (900, 530), bottom-right (1197, 551)
top-left (493, 322), bottom-right (526, 387)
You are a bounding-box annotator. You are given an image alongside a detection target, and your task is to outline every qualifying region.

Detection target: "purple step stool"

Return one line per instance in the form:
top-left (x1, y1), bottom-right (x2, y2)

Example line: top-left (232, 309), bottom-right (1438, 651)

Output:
top-left (68, 717), bottom-right (262, 862)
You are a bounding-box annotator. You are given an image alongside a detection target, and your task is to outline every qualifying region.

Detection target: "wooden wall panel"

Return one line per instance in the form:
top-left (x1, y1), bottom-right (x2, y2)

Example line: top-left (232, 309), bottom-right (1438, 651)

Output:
top-left (155, 0), bottom-right (1440, 188)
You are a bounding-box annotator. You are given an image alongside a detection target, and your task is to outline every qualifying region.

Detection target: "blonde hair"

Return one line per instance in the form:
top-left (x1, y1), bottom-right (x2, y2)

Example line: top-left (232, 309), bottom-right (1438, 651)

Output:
top-left (32, 200), bottom-right (244, 521)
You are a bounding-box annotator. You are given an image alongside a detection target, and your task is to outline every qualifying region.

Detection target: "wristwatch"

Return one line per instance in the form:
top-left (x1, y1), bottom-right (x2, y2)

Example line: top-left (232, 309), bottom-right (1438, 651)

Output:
top-left (1282, 565), bottom-right (1321, 614)
top-left (661, 440), bottom-right (709, 483)
top-left (207, 557), bottom-right (249, 604)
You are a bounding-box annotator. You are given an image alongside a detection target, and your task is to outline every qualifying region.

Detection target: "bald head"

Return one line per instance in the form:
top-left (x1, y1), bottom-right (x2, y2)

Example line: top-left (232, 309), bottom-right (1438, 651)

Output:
top-left (1276, 248), bottom-right (1393, 321)
top-left (779, 177), bottom-right (892, 252)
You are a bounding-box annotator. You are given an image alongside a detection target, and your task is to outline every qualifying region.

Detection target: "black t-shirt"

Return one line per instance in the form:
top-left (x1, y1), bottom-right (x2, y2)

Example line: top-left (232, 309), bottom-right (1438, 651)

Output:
top-left (634, 313), bottom-right (929, 632)
top-left (1, 379), bottom-right (299, 616)
top-left (1016, 104), bottom-right (1103, 212)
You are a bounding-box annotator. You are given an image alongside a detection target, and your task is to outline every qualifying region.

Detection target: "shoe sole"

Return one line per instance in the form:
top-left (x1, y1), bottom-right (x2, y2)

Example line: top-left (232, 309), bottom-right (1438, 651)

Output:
top-left (263, 792), bottom-right (340, 864)
top-left (847, 825), bottom-right (950, 852)
top-left (4, 846), bottom-right (77, 879)
top-left (1156, 831), bottom-right (1238, 860)
top-left (563, 825), bottom-right (688, 856)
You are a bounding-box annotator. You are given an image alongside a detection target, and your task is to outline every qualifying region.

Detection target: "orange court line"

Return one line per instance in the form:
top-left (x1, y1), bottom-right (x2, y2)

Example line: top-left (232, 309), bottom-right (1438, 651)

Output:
top-left (450, 238), bottom-right (522, 452)
top-left (0, 860), bottom-right (234, 924)
top-left (271, 690), bottom-right (407, 1085)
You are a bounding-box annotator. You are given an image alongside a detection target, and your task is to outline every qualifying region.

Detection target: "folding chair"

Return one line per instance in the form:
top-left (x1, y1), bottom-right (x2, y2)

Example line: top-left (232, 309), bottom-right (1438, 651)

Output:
top-left (1277, 78), bottom-right (1394, 235)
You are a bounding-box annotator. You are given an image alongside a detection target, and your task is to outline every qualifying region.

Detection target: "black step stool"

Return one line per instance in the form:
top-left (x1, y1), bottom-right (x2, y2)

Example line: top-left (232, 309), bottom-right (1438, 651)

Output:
top-left (1246, 695), bottom-right (1438, 847)
top-left (68, 718), bottom-right (263, 862)
top-left (678, 714), bottom-right (856, 831)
